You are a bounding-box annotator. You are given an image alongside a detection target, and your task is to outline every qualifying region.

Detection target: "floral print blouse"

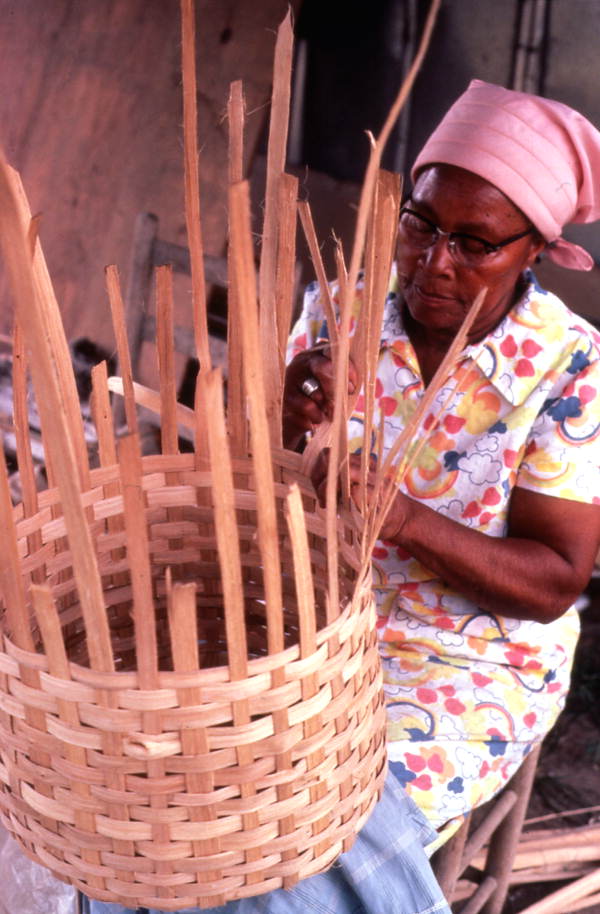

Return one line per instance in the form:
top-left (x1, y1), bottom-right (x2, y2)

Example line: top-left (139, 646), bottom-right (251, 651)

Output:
top-left (287, 268), bottom-right (600, 827)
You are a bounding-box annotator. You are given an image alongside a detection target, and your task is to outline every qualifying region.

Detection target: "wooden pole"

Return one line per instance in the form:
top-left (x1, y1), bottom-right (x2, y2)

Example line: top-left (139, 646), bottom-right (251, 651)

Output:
top-left (11, 321), bottom-right (39, 519)
top-left (11, 320), bottom-right (46, 584)
top-left (297, 200), bottom-right (339, 351)
top-left (273, 171), bottom-right (299, 436)
top-left (8, 173), bottom-right (90, 491)
top-left (195, 367), bottom-right (264, 880)
top-left (156, 263), bottom-right (179, 456)
top-left (166, 574), bottom-right (223, 902)
top-left (180, 0), bottom-right (211, 377)
top-left (91, 361), bottom-right (128, 586)
top-left (353, 171), bottom-right (401, 551)
top-left (285, 483), bottom-right (329, 854)
top-left (91, 361), bottom-right (118, 467)
top-left (229, 180), bottom-right (284, 656)
top-left (106, 263), bottom-right (139, 437)
top-left (0, 440), bottom-right (34, 650)
top-left (0, 153), bottom-right (114, 672)
top-left (258, 8), bottom-right (294, 309)
top-left (514, 867), bottom-right (600, 914)
top-left (117, 432), bottom-right (158, 687)
top-left (196, 369), bottom-right (247, 678)
top-left (226, 79), bottom-right (248, 455)
top-left (258, 12), bottom-right (295, 446)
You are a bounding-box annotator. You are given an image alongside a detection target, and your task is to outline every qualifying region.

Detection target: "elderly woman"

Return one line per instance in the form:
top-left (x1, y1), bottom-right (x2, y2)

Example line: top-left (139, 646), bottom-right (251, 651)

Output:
top-left (85, 81), bottom-right (600, 914)
top-left (284, 79), bottom-right (600, 833)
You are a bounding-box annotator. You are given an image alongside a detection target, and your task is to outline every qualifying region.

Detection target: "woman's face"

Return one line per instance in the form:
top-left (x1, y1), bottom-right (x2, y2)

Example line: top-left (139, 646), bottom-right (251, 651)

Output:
top-left (397, 164), bottom-right (546, 343)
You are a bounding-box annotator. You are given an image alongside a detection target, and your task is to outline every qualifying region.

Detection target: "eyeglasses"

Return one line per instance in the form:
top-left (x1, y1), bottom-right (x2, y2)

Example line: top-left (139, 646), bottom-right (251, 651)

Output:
top-left (399, 207), bottom-right (534, 268)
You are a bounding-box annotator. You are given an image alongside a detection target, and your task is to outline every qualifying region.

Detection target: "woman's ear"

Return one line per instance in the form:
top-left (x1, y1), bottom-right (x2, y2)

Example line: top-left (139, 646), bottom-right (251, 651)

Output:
top-left (527, 235), bottom-right (547, 267)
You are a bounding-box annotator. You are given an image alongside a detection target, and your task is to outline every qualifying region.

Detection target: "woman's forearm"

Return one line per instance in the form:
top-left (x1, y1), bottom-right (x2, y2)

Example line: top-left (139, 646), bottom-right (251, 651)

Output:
top-left (390, 495), bottom-right (581, 623)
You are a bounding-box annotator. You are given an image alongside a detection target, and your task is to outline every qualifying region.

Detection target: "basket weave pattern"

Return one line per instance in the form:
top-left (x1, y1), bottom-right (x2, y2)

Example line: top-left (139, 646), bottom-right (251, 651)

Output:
top-left (0, 451), bottom-right (387, 909)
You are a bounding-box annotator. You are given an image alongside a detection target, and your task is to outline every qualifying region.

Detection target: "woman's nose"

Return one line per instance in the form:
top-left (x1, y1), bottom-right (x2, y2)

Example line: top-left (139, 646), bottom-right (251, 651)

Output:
top-left (418, 234), bottom-right (454, 272)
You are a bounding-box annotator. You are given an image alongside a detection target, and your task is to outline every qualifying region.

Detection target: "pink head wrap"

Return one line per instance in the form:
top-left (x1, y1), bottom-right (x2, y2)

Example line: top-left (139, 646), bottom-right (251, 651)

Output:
top-left (411, 79), bottom-right (600, 270)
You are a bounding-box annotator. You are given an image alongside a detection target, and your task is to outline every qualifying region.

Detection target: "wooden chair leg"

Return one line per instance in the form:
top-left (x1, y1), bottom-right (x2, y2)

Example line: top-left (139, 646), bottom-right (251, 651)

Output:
top-left (432, 817), bottom-right (470, 900)
top-left (461, 787), bottom-right (518, 866)
top-left (459, 876), bottom-right (497, 914)
top-left (479, 745), bottom-right (541, 914)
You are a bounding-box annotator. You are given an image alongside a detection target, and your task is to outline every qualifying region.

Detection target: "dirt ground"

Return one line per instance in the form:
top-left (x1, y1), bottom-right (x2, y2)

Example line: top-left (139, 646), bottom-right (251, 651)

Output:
top-left (503, 574), bottom-right (600, 913)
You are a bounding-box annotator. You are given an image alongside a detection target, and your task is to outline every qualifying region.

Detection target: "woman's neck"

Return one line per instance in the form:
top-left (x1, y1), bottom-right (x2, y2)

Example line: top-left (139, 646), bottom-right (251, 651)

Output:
top-left (403, 316), bottom-right (452, 386)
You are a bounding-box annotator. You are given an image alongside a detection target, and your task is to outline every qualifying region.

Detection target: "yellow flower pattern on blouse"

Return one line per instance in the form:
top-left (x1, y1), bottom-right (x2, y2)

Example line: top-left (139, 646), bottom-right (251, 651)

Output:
top-left (287, 268), bottom-right (600, 827)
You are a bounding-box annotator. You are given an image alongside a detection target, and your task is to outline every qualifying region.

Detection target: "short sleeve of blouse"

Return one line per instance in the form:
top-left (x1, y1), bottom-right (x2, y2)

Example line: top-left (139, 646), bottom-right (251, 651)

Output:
top-left (516, 357), bottom-right (600, 503)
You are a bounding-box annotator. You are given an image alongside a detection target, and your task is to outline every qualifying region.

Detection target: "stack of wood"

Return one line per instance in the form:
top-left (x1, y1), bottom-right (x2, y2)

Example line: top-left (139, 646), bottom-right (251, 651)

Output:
top-left (454, 812), bottom-right (600, 913)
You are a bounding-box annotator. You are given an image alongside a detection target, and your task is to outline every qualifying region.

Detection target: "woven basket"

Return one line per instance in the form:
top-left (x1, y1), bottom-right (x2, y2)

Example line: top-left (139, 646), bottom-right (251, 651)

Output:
top-left (0, 0), bottom-right (431, 903)
top-left (0, 448), bottom-right (387, 910)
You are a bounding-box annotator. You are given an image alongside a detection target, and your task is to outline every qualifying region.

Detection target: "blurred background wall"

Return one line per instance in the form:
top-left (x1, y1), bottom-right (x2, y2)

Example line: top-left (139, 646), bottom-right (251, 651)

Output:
top-left (0, 0), bottom-right (599, 376)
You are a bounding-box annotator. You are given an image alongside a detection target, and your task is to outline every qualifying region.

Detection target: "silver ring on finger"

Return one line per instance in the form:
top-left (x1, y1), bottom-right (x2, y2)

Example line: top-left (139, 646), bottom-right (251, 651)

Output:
top-left (301, 377), bottom-right (320, 398)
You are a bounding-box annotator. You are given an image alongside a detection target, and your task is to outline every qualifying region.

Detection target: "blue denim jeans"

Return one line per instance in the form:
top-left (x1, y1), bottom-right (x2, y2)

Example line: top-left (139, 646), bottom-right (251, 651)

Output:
top-left (82, 769), bottom-right (449, 914)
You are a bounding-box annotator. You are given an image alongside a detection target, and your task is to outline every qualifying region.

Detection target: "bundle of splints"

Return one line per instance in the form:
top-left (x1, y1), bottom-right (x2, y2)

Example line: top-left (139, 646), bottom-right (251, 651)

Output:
top-left (0, 1), bottom-right (474, 910)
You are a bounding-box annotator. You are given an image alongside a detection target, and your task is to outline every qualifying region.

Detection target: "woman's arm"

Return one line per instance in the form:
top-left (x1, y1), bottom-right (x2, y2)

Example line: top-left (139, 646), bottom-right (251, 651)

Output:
top-left (391, 486), bottom-right (600, 622)
top-left (312, 451), bottom-right (600, 623)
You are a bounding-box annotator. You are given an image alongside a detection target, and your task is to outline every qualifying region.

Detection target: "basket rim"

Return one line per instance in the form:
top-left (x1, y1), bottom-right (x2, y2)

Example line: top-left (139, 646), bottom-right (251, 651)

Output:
top-left (0, 581), bottom-right (375, 689)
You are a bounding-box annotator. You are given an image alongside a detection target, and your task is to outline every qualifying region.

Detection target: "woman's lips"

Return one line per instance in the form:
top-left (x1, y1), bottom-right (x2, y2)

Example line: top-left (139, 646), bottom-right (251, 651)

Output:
top-left (414, 284), bottom-right (456, 305)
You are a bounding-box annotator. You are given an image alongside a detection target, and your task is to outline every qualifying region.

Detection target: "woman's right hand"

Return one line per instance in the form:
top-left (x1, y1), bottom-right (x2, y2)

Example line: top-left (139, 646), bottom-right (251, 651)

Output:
top-left (282, 346), bottom-right (356, 450)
